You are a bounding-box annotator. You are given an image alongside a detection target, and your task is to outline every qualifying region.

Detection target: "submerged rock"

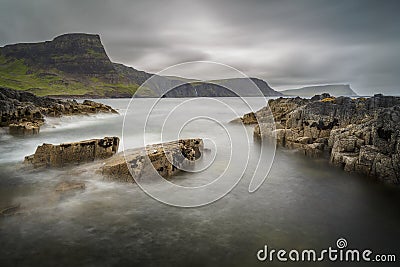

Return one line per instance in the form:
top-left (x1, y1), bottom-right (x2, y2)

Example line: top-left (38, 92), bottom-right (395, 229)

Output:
top-left (0, 204), bottom-right (21, 217)
top-left (55, 181), bottom-right (86, 192)
top-left (24, 137), bottom-right (119, 168)
top-left (247, 94), bottom-right (400, 184)
top-left (23, 137), bottom-right (203, 183)
top-left (101, 139), bottom-right (203, 182)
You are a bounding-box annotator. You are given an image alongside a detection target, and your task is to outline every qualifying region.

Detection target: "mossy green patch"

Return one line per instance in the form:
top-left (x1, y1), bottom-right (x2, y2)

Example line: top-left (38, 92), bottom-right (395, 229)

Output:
top-left (86, 48), bottom-right (105, 58)
top-left (0, 54), bottom-right (139, 97)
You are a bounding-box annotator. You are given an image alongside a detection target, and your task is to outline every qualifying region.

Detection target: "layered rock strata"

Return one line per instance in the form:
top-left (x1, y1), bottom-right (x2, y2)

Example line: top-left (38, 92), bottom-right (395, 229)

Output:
top-left (237, 94), bottom-right (400, 184)
top-left (24, 137), bottom-right (120, 168)
top-left (0, 87), bottom-right (118, 135)
top-left (24, 138), bottom-right (203, 183)
top-left (101, 139), bottom-right (203, 182)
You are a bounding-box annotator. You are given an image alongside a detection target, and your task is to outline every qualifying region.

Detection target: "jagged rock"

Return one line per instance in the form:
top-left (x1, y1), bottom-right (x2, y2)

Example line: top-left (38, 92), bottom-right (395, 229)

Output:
top-left (1, 87), bottom-right (118, 135)
top-left (9, 121), bottom-right (41, 135)
top-left (311, 93), bottom-right (333, 101)
top-left (40, 99), bottom-right (117, 117)
top-left (245, 94), bottom-right (400, 185)
top-left (24, 137), bottom-right (119, 168)
top-left (333, 137), bottom-right (358, 153)
top-left (102, 139), bottom-right (203, 182)
top-left (296, 137), bottom-right (313, 144)
top-left (231, 112), bottom-right (258, 124)
top-left (342, 155), bottom-right (358, 172)
top-left (304, 143), bottom-right (325, 157)
top-left (242, 112), bottom-right (258, 124)
top-left (82, 100), bottom-right (119, 114)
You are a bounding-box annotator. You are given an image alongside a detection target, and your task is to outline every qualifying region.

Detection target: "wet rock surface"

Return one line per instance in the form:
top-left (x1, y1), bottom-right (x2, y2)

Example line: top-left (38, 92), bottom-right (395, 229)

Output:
top-left (8, 121), bottom-right (41, 135)
top-left (24, 137), bottom-right (119, 168)
top-left (23, 137), bottom-right (202, 183)
top-left (240, 94), bottom-right (400, 184)
top-left (101, 139), bottom-right (203, 182)
top-left (55, 181), bottom-right (86, 192)
top-left (0, 87), bottom-right (118, 135)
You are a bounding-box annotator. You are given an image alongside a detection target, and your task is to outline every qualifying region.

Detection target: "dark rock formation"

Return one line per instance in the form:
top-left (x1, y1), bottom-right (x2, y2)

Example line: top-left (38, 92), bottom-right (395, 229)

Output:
top-left (24, 137), bottom-right (119, 168)
top-left (1, 87), bottom-right (118, 135)
top-left (160, 78), bottom-right (282, 98)
top-left (0, 87), bottom-right (48, 129)
top-left (9, 122), bottom-right (40, 135)
top-left (282, 84), bottom-right (358, 97)
top-left (163, 82), bottom-right (238, 98)
top-left (23, 137), bottom-right (203, 183)
top-left (239, 94), bottom-right (400, 184)
top-left (230, 111), bottom-right (258, 124)
top-left (102, 139), bottom-right (203, 182)
top-left (1, 33), bottom-right (117, 76)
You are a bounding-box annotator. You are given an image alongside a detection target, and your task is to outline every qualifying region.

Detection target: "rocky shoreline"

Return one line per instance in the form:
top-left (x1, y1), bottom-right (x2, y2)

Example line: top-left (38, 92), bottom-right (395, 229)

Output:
top-left (24, 137), bottom-right (203, 183)
top-left (0, 138), bottom-right (202, 216)
top-left (236, 93), bottom-right (400, 185)
top-left (0, 87), bottom-right (118, 135)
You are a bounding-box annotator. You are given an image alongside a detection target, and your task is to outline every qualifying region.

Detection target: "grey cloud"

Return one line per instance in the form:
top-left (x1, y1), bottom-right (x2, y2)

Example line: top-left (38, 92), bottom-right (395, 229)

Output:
top-left (0, 0), bottom-right (400, 95)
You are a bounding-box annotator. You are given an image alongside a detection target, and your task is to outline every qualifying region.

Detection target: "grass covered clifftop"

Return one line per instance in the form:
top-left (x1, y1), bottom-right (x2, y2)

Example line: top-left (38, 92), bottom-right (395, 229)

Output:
top-left (0, 54), bottom-right (142, 97)
top-left (0, 33), bottom-right (283, 98)
top-left (0, 33), bottom-right (145, 97)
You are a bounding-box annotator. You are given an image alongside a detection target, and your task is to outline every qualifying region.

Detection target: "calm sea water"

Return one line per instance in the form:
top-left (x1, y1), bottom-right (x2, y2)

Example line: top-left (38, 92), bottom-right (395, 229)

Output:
top-left (0, 98), bottom-right (399, 267)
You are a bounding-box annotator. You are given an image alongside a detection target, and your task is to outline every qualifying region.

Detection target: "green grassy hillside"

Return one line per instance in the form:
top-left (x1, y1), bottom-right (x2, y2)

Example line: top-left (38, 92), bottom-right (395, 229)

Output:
top-left (0, 54), bottom-right (141, 97)
top-left (0, 33), bottom-right (282, 98)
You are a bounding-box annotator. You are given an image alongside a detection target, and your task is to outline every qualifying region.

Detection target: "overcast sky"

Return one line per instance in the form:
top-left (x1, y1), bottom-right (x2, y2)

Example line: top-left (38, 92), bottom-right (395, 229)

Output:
top-left (1, 0), bottom-right (400, 95)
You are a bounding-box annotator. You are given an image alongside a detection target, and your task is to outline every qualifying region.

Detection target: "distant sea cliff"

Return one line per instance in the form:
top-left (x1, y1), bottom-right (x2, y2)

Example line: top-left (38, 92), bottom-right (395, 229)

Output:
top-left (282, 84), bottom-right (358, 97)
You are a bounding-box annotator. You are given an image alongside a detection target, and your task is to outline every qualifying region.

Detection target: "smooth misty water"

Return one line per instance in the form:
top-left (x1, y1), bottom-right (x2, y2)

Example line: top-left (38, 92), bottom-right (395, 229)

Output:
top-left (0, 98), bottom-right (399, 267)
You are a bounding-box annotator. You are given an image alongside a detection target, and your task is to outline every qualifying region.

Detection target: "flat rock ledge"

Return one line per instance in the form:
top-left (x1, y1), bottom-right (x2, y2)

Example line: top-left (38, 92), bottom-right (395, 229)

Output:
top-left (9, 121), bottom-right (41, 135)
top-left (24, 137), bottom-right (120, 168)
top-left (23, 137), bottom-right (203, 183)
top-left (238, 93), bottom-right (400, 185)
top-left (101, 139), bottom-right (203, 182)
